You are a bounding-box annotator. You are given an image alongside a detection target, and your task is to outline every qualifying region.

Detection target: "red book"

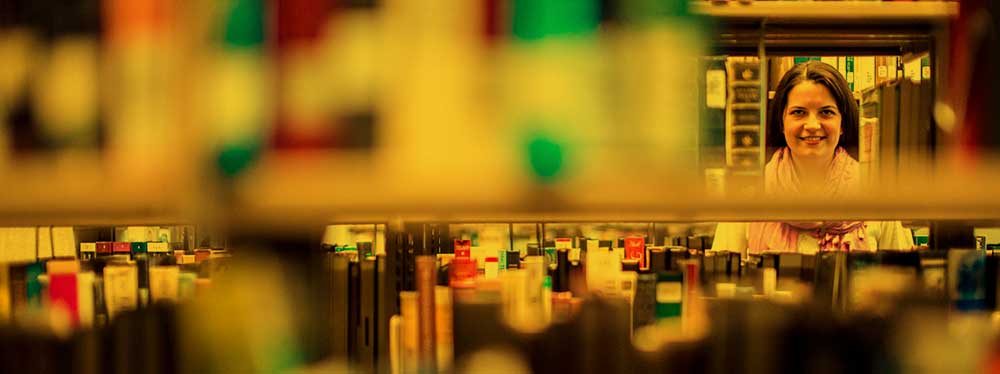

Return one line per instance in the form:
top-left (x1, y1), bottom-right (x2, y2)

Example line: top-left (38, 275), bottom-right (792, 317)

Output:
top-left (454, 240), bottom-right (471, 259)
top-left (96, 242), bottom-right (113, 254)
top-left (113, 242), bottom-right (131, 254)
top-left (49, 273), bottom-right (79, 328)
top-left (624, 237), bottom-right (646, 269)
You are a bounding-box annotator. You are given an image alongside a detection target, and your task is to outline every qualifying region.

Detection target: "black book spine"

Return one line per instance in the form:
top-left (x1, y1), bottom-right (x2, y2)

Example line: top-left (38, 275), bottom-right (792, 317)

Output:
top-left (634, 273), bottom-right (658, 330)
top-left (359, 258), bottom-right (376, 370)
top-left (347, 260), bottom-right (361, 364)
top-left (329, 254), bottom-right (350, 360)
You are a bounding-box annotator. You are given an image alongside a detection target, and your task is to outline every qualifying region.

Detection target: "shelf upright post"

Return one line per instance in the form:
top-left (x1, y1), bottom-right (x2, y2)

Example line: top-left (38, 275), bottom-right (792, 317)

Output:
top-left (758, 20), bottom-right (769, 188)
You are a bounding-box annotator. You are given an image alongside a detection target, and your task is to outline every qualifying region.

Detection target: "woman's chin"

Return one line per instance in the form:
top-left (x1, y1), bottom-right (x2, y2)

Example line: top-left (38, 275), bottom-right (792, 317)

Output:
top-left (790, 149), bottom-right (832, 161)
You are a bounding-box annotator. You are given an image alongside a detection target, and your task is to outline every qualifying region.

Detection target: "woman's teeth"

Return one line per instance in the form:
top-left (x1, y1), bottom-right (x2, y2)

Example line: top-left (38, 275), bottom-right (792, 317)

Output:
top-left (800, 136), bottom-right (825, 141)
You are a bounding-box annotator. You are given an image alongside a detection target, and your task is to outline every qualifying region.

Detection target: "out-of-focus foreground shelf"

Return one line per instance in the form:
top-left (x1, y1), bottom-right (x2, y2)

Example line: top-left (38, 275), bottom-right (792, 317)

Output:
top-left (691, 1), bottom-right (959, 22)
top-left (0, 154), bottom-right (194, 226)
top-left (230, 162), bottom-right (1000, 231)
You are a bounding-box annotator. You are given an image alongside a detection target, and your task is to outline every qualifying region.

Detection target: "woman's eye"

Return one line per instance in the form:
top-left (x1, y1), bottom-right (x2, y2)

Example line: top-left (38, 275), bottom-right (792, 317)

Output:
top-left (790, 110), bottom-right (805, 116)
top-left (822, 110), bottom-right (836, 116)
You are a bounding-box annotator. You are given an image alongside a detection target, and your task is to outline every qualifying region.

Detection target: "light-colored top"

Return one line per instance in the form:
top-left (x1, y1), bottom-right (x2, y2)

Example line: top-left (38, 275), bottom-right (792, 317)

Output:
top-left (712, 221), bottom-right (915, 257)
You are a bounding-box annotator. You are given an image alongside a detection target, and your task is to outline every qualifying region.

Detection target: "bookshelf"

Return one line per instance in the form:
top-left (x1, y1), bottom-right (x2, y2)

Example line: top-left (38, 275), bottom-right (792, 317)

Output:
top-left (691, 1), bottom-right (958, 22)
top-left (0, 154), bottom-right (196, 226)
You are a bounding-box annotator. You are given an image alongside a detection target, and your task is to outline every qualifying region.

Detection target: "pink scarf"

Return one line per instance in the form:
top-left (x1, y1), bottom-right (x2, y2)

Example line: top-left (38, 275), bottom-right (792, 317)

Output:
top-left (747, 147), bottom-right (870, 253)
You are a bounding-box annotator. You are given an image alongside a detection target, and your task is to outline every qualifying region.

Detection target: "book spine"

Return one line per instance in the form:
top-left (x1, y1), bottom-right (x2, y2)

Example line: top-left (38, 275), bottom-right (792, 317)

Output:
top-left (0, 264), bottom-right (9, 323)
top-left (77, 272), bottom-right (95, 328)
top-left (149, 266), bottom-right (180, 303)
top-left (25, 263), bottom-right (44, 308)
top-left (103, 265), bottom-right (138, 320)
top-left (389, 314), bottom-right (403, 374)
top-left (856, 56), bottom-right (875, 92)
top-left (435, 286), bottom-right (453, 372)
top-left (49, 273), bottom-right (80, 328)
top-left (875, 56), bottom-right (889, 85)
top-left (359, 257), bottom-right (377, 369)
top-left (400, 291), bottom-right (419, 374)
top-left (414, 256), bottom-right (437, 372)
top-left (10, 266), bottom-right (27, 320)
top-left (845, 56), bottom-right (855, 92)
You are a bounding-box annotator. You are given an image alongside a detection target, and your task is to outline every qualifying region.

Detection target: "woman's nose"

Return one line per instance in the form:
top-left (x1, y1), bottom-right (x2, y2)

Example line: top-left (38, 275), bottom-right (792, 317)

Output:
top-left (804, 115), bottom-right (821, 130)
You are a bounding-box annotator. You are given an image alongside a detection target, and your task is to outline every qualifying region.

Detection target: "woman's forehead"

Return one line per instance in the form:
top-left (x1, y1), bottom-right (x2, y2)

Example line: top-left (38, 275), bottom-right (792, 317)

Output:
top-left (786, 81), bottom-right (837, 107)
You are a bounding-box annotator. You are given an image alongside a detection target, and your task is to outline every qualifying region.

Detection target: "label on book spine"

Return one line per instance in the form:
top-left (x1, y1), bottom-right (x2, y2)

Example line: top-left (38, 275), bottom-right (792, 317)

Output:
top-left (147, 242), bottom-right (169, 253)
top-left (454, 240), bottom-right (471, 259)
top-left (624, 237), bottom-right (646, 269)
top-left (112, 242), bottom-right (131, 254)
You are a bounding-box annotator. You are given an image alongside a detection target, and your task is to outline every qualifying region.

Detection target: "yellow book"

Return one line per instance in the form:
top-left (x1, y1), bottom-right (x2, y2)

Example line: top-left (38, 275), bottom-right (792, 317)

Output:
top-left (77, 272), bottom-right (95, 328)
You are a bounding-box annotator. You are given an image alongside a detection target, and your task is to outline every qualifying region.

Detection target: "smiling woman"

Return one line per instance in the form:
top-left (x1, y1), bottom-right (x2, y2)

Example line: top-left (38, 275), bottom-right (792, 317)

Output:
top-left (712, 60), bottom-right (913, 255)
top-left (767, 60), bottom-right (859, 194)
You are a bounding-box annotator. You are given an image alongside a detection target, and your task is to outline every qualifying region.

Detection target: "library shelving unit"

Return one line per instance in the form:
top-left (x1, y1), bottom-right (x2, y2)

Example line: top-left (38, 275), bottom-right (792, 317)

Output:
top-left (0, 1), bottom-right (965, 231)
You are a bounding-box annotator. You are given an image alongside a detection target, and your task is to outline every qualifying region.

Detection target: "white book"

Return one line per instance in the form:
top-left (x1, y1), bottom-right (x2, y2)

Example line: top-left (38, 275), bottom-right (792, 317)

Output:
top-left (52, 227), bottom-right (77, 258)
top-left (837, 57), bottom-right (847, 80)
top-left (470, 246), bottom-right (489, 270)
top-left (855, 56), bottom-right (876, 92)
top-left (150, 266), bottom-right (180, 303)
top-left (37, 226), bottom-right (53, 259)
top-left (904, 57), bottom-right (922, 83)
top-left (103, 265), bottom-right (138, 319)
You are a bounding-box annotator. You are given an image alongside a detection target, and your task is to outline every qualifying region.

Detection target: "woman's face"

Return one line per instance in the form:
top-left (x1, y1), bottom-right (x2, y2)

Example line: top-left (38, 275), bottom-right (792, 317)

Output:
top-left (782, 80), bottom-right (842, 163)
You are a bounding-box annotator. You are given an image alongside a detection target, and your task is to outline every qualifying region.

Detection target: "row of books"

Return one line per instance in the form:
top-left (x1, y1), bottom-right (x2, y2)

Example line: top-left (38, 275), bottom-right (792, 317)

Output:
top-left (858, 78), bottom-right (934, 186)
top-left (0, 222), bottom-right (994, 373)
top-left (0, 240), bottom-right (229, 332)
top-left (325, 222), bottom-right (994, 373)
top-left (0, 226), bottom-right (198, 264)
top-left (771, 55), bottom-right (931, 96)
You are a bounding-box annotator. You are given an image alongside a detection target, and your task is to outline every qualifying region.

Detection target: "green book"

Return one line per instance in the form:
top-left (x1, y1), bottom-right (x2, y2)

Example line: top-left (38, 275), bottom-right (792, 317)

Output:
top-left (25, 262), bottom-right (44, 307)
top-left (655, 271), bottom-right (683, 319)
top-left (846, 57), bottom-right (855, 92)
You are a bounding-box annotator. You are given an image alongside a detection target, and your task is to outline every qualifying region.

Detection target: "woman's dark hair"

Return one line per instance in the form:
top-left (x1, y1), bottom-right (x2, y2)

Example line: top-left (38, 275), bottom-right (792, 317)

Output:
top-left (766, 60), bottom-right (859, 160)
